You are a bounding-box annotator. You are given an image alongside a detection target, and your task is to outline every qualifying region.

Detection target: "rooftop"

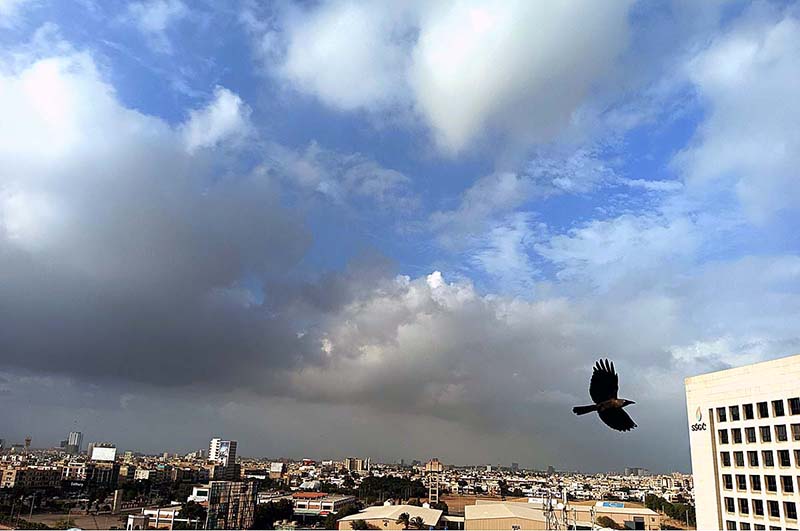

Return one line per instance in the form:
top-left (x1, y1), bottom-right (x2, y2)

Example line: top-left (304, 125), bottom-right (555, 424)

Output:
top-left (337, 504), bottom-right (443, 525)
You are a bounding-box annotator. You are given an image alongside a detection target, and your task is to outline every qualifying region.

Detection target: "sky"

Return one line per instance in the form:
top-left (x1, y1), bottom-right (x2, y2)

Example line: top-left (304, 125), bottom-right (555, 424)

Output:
top-left (1, 0), bottom-right (799, 473)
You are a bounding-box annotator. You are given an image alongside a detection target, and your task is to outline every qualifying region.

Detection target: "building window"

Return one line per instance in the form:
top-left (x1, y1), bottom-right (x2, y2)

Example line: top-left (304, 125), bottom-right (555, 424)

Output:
top-left (776, 425), bottom-right (788, 442)
top-left (754, 526), bottom-right (765, 531)
top-left (719, 407), bottom-right (728, 422)
top-left (754, 499), bottom-right (764, 516)
top-left (727, 521), bottom-right (737, 530)
top-left (763, 450), bottom-right (774, 467)
top-left (746, 427), bottom-right (757, 443)
top-left (720, 429), bottom-right (730, 444)
top-left (722, 452), bottom-right (732, 467)
top-left (768, 500), bottom-right (780, 518)
top-left (779, 450), bottom-right (791, 467)
top-left (730, 405), bottom-right (741, 421)
top-left (737, 474), bottom-right (747, 490)
top-left (787, 502), bottom-right (798, 521)
top-left (792, 424), bottom-right (800, 441)
top-left (758, 402), bottom-right (769, 418)
top-left (741, 523), bottom-right (751, 531)
top-left (723, 474), bottom-right (733, 489)
top-left (735, 452), bottom-right (745, 467)
top-left (748, 451), bottom-right (759, 467)
top-left (774, 400), bottom-right (786, 417)
top-left (796, 450), bottom-right (800, 466)
top-left (726, 497), bottom-right (735, 513)
top-left (740, 498), bottom-right (750, 515)
top-left (733, 428), bottom-right (743, 444)
top-left (744, 403), bottom-right (755, 420)
top-left (761, 426), bottom-right (772, 443)
top-left (790, 397), bottom-right (800, 415)
top-left (783, 475), bottom-right (794, 493)
top-left (766, 475), bottom-right (778, 492)
top-left (751, 475), bottom-right (762, 491)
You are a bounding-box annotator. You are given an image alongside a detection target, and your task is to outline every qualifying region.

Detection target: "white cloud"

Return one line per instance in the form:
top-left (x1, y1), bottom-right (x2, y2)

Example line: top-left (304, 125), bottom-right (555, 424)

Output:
top-left (182, 86), bottom-right (251, 152)
top-left (278, 2), bottom-right (412, 111)
top-left (127, 0), bottom-right (187, 53)
top-left (264, 141), bottom-right (416, 209)
top-left (429, 172), bottom-right (538, 249)
top-left (675, 10), bottom-right (800, 223)
top-left (267, 0), bottom-right (633, 154)
top-left (0, 0), bottom-right (31, 27)
top-left (409, 0), bottom-right (632, 154)
top-left (618, 178), bottom-right (683, 192)
top-left (536, 213), bottom-right (701, 290)
top-left (469, 212), bottom-right (541, 295)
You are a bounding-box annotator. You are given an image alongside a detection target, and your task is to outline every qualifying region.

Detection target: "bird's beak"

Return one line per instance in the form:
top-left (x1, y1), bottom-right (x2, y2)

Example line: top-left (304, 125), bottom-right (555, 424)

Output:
top-left (629, 401), bottom-right (636, 405)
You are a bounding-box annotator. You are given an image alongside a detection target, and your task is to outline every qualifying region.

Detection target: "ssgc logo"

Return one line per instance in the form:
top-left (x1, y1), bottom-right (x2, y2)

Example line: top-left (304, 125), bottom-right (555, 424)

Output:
top-left (691, 406), bottom-right (707, 431)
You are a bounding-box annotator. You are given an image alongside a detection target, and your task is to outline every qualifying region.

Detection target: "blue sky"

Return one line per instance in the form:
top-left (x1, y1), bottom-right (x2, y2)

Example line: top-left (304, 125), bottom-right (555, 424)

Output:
top-left (1, 0), bottom-right (799, 472)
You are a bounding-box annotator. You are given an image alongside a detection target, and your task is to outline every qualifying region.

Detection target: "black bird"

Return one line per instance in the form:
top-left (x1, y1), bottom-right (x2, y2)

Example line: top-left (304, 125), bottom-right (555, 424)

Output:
top-left (573, 358), bottom-right (637, 431)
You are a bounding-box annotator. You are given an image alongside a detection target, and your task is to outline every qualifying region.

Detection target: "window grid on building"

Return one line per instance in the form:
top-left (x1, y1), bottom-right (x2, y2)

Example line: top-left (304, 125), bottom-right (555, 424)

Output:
top-left (689, 371), bottom-right (800, 531)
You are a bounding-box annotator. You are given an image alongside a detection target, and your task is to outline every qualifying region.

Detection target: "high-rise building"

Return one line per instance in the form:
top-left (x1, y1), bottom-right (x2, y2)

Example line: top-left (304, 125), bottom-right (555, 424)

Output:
top-left (209, 438), bottom-right (239, 481)
top-left (343, 457), bottom-right (370, 474)
top-left (67, 431), bottom-right (82, 455)
top-left (686, 353), bottom-right (800, 530)
top-left (205, 480), bottom-right (257, 530)
top-left (209, 438), bottom-right (237, 466)
top-left (511, 462), bottom-right (519, 472)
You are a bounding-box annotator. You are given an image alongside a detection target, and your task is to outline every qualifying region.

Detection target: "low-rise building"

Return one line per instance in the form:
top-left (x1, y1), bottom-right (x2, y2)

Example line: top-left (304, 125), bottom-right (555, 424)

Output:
top-left (464, 501), bottom-right (660, 530)
top-left (125, 505), bottom-right (201, 530)
top-left (337, 504), bottom-right (443, 530)
top-left (292, 492), bottom-right (357, 517)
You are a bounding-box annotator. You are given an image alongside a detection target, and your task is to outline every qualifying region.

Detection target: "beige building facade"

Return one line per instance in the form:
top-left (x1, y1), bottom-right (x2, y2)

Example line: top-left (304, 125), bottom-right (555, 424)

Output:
top-left (686, 354), bottom-right (800, 530)
top-left (465, 501), bottom-right (659, 530)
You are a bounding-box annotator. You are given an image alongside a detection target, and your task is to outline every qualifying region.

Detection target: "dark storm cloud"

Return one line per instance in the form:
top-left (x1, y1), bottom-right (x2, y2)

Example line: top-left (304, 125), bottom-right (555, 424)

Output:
top-left (0, 49), bottom-right (329, 391)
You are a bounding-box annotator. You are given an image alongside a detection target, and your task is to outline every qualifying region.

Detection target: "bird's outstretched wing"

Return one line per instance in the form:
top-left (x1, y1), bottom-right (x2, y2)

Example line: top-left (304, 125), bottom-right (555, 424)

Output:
top-left (599, 408), bottom-right (637, 432)
top-left (589, 358), bottom-right (618, 403)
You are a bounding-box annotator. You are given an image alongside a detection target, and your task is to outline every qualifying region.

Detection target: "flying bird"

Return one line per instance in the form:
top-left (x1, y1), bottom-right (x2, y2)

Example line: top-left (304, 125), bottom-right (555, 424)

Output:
top-left (573, 358), bottom-right (637, 431)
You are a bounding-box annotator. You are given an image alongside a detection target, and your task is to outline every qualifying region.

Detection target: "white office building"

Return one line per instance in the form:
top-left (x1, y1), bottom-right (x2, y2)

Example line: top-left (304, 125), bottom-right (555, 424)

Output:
top-left (209, 437), bottom-right (237, 466)
top-left (686, 354), bottom-right (800, 530)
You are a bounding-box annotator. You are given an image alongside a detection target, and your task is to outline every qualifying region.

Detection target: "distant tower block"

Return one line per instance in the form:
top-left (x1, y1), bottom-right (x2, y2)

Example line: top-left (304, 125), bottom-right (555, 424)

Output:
top-left (425, 458), bottom-right (444, 505)
top-left (24, 436), bottom-right (31, 452)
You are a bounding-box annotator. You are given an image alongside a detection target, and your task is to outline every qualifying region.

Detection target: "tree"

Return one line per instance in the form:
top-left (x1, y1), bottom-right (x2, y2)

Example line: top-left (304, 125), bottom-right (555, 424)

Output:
top-left (350, 520), bottom-right (370, 530)
top-left (409, 516), bottom-right (426, 529)
top-left (252, 499), bottom-right (294, 529)
top-left (181, 500), bottom-right (206, 522)
top-left (396, 512), bottom-right (411, 529)
top-left (596, 515), bottom-right (624, 530)
top-left (498, 480), bottom-right (510, 498)
top-left (429, 501), bottom-right (448, 515)
top-left (322, 503), bottom-right (363, 530)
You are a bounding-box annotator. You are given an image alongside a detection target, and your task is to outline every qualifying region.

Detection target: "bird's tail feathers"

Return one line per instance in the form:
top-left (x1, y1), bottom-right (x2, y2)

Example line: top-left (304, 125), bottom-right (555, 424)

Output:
top-left (572, 404), bottom-right (598, 415)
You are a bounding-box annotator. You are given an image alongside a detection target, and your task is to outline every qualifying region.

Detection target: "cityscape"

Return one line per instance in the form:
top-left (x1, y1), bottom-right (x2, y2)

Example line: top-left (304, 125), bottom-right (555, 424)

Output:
top-left (7, 352), bottom-right (800, 530)
top-left (0, 434), bottom-right (693, 530)
top-left (2, 0), bottom-right (800, 530)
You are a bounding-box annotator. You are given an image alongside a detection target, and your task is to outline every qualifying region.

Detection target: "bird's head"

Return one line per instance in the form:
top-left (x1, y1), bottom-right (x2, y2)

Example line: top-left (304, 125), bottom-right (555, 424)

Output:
top-left (623, 399), bottom-right (635, 407)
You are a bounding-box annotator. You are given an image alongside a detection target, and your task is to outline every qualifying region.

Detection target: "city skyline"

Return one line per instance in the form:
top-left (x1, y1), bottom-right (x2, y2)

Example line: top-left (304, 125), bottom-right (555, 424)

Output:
top-left (2, 0), bottom-right (800, 474)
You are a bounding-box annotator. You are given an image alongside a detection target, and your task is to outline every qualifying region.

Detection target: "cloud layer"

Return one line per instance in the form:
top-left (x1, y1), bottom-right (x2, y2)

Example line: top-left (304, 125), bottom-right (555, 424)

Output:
top-left (1, 2), bottom-right (799, 473)
top-left (268, 0), bottom-right (632, 154)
